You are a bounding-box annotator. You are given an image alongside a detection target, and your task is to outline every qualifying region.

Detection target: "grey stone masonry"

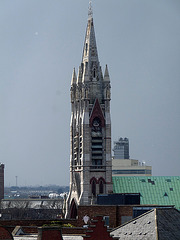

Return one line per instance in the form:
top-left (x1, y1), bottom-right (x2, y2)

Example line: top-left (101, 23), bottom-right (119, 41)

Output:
top-left (66, 4), bottom-right (113, 218)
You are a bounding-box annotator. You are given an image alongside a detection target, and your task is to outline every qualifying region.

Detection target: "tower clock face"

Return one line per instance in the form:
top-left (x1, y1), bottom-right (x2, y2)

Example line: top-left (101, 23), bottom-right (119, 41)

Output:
top-left (92, 118), bottom-right (101, 132)
top-left (93, 118), bottom-right (100, 127)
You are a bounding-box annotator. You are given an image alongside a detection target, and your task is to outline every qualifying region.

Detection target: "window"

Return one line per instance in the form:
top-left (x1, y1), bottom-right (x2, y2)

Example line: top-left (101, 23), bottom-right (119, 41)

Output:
top-left (112, 169), bottom-right (152, 175)
top-left (92, 180), bottom-right (96, 196)
top-left (93, 68), bottom-right (96, 78)
top-left (99, 180), bottom-right (104, 194)
top-left (70, 199), bottom-right (77, 219)
top-left (85, 43), bottom-right (88, 55)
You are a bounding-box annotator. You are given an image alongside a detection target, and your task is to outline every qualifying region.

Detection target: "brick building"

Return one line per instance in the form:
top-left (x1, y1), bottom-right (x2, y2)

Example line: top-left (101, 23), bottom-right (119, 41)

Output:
top-left (0, 163), bottom-right (5, 200)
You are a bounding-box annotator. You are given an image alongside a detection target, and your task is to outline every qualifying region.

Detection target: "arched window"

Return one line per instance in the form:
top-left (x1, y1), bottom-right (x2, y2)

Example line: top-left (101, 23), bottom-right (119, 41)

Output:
top-left (70, 199), bottom-right (77, 219)
top-left (92, 179), bottom-right (96, 196)
top-left (98, 177), bottom-right (106, 194)
top-left (99, 180), bottom-right (104, 194)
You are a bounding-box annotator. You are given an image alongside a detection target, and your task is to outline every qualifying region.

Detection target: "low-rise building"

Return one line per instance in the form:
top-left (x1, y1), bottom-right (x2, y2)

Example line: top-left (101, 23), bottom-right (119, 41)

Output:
top-left (0, 199), bottom-right (64, 220)
top-left (112, 158), bottom-right (152, 176)
top-left (112, 138), bottom-right (152, 176)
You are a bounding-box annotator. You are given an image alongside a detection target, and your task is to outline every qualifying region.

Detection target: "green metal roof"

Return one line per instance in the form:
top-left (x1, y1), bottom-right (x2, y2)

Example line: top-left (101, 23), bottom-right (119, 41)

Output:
top-left (113, 176), bottom-right (180, 210)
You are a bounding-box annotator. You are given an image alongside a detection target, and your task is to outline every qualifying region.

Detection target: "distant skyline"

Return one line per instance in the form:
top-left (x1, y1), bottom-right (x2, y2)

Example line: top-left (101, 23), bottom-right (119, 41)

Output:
top-left (1, 0), bottom-right (180, 186)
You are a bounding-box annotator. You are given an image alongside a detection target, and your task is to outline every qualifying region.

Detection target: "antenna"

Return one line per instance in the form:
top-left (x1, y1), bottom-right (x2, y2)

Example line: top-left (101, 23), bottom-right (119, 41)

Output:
top-left (88, 0), bottom-right (93, 19)
top-left (15, 176), bottom-right (18, 187)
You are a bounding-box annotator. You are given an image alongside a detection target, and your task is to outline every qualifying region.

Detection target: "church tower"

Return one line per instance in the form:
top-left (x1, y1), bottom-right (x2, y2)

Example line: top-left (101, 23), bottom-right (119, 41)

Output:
top-left (66, 2), bottom-right (113, 218)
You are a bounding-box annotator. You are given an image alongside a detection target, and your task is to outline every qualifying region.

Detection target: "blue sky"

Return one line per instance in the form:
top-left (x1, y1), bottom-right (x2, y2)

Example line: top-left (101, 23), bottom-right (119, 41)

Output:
top-left (0, 0), bottom-right (180, 186)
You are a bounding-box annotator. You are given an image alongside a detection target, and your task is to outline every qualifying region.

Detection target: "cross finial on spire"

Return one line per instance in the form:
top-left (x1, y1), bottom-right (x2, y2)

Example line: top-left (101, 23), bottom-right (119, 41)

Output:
top-left (88, 1), bottom-right (93, 19)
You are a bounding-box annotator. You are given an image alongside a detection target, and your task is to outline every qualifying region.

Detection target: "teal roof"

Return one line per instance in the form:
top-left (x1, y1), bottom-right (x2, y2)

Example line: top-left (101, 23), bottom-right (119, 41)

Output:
top-left (113, 176), bottom-right (180, 210)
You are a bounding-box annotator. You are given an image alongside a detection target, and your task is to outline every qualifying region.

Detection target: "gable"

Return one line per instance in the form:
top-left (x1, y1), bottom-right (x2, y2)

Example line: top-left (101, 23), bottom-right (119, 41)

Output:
top-left (89, 99), bottom-right (105, 127)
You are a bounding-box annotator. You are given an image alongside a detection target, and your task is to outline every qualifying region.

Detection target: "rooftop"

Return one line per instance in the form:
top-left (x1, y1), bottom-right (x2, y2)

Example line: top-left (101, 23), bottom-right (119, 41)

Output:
top-left (111, 208), bottom-right (180, 239)
top-left (113, 176), bottom-right (180, 209)
top-left (14, 236), bottom-right (83, 240)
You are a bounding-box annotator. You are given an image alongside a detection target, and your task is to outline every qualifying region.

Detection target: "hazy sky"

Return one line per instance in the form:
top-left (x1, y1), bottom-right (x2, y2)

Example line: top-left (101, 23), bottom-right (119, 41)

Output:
top-left (1, 0), bottom-right (180, 186)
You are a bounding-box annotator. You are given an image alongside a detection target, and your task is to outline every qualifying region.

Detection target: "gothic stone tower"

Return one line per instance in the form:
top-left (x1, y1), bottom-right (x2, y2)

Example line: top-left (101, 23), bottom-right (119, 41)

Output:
top-left (66, 3), bottom-right (113, 218)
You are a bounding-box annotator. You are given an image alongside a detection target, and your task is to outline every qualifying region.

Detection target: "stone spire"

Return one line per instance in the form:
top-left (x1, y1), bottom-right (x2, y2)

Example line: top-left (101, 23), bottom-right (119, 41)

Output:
top-left (81, 2), bottom-right (101, 84)
top-left (104, 64), bottom-right (110, 82)
top-left (71, 68), bottom-right (77, 86)
top-left (88, 1), bottom-right (93, 20)
top-left (66, 2), bottom-right (112, 218)
top-left (80, 1), bottom-right (104, 104)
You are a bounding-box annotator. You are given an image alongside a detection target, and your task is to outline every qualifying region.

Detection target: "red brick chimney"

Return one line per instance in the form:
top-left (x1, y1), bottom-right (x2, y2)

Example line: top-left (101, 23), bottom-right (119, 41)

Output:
top-left (37, 227), bottom-right (63, 240)
top-left (83, 216), bottom-right (118, 240)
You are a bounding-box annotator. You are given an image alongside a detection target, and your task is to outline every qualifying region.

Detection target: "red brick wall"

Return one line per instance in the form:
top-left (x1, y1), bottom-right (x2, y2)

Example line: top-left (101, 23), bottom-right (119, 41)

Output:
top-left (0, 226), bottom-right (13, 240)
top-left (62, 227), bottom-right (86, 235)
top-left (0, 164), bottom-right (4, 200)
top-left (77, 205), bottom-right (133, 228)
top-left (77, 205), bottom-right (117, 228)
top-left (117, 206), bottom-right (133, 226)
top-left (0, 219), bottom-right (86, 235)
top-left (0, 205), bottom-right (134, 235)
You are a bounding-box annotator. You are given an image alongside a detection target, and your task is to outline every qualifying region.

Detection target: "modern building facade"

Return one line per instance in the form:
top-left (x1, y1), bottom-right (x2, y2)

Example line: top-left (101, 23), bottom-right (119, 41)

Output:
top-left (112, 138), bottom-right (152, 176)
top-left (0, 163), bottom-right (5, 200)
top-left (112, 158), bottom-right (152, 176)
top-left (113, 137), bottom-right (129, 159)
top-left (66, 3), bottom-right (113, 218)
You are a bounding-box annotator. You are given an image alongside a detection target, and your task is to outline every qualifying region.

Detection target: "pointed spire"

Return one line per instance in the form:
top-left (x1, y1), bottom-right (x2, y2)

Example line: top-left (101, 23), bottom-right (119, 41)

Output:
top-left (71, 68), bottom-right (77, 86)
top-left (81, 1), bottom-right (101, 84)
top-left (88, 1), bottom-right (93, 20)
top-left (104, 64), bottom-right (110, 82)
